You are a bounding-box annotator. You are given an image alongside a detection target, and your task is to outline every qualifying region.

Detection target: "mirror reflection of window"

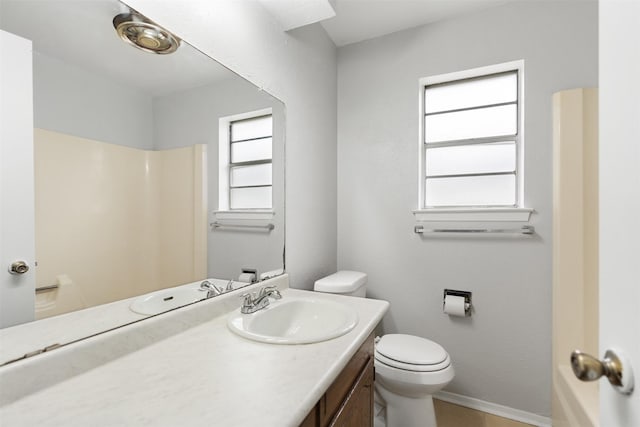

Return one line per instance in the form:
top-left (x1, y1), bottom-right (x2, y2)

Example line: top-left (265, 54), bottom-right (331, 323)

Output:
top-left (220, 110), bottom-right (273, 210)
top-left (229, 114), bottom-right (273, 209)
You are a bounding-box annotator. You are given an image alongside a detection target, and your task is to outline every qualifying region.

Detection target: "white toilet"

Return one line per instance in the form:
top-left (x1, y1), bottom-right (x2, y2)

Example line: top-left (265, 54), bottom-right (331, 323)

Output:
top-left (314, 271), bottom-right (454, 427)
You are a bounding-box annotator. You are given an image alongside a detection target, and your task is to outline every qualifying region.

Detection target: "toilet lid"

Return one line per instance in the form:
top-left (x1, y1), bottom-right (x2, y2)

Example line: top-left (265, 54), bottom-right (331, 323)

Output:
top-left (375, 350), bottom-right (451, 372)
top-left (375, 334), bottom-right (448, 366)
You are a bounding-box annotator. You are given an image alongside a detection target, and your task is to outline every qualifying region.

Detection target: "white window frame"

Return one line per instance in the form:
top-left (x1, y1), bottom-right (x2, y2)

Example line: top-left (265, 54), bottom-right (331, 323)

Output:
top-left (414, 60), bottom-right (532, 222)
top-left (216, 108), bottom-right (274, 220)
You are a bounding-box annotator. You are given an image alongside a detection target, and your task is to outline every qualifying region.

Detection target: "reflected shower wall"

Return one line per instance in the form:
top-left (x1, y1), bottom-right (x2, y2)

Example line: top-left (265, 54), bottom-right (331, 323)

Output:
top-left (34, 128), bottom-right (207, 319)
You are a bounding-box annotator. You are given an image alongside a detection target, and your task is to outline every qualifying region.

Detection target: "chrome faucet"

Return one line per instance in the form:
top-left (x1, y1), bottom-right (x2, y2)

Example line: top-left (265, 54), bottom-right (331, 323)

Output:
top-left (241, 285), bottom-right (282, 314)
top-left (199, 280), bottom-right (224, 298)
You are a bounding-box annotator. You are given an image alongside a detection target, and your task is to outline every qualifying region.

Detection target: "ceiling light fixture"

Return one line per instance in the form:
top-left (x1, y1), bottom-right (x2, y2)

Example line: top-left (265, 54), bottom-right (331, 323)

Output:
top-left (113, 12), bottom-right (180, 55)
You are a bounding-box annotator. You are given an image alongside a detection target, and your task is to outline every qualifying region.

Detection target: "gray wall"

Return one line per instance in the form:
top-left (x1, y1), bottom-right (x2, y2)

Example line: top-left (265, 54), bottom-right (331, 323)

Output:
top-left (153, 77), bottom-right (285, 279)
top-left (336, 1), bottom-right (597, 417)
top-left (153, 76), bottom-right (277, 151)
top-left (129, 0), bottom-right (338, 290)
top-left (33, 52), bottom-right (153, 150)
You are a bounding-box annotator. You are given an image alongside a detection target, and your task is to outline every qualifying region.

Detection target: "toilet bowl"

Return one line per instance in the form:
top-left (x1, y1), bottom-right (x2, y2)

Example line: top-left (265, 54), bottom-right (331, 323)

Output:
top-left (314, 271), bottom-right (455, 427)
top-left (375, 334), bottom-right (454, 427)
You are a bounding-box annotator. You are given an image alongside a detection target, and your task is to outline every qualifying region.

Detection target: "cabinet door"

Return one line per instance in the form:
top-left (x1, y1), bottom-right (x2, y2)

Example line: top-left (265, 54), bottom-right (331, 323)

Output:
top-left (300, 406), bottom-right (319, 427)
top-left (328, 358), bottom-right (374, 427)
top-left (300, 334), bottom-right (375, 427)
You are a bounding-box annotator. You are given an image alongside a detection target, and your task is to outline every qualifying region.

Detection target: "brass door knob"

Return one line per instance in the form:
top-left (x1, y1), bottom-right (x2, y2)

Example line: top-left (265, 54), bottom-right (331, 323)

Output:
top-left (8, 260), bottom-right (29, 275)
top-left (571, 349), bottom-right (635, 395)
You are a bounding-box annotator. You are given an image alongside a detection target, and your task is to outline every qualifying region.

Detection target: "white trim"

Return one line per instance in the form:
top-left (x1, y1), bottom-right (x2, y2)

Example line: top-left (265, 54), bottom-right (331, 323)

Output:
top-left (218, 117), bottom-right (231, 211)
top-left (413, 207), bottom-right (533, 222)
top-left (517, 61), bottom-right (526, 209)
top-left (417, 60), bottom-right (526, 210)
top-left (435, 391), bottom-right (551, 427)
top-left (213, 210), bottom-right (275, 221)
top-left (220, 107), bottom-right (273, 124)
top-left (419, 60), bottom-right (525, 87)
top-left (218, 107), bottom-right (273, 211)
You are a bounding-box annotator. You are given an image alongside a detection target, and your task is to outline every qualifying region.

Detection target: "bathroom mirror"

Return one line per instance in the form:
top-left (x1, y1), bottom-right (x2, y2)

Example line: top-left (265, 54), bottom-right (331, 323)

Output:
top-left (0, 0), bottom-right (284, 363)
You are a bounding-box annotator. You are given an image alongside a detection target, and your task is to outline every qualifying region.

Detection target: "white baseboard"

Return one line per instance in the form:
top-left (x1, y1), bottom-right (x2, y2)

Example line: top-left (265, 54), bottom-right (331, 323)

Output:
top-left (434, 391), bottom-right (552, 427)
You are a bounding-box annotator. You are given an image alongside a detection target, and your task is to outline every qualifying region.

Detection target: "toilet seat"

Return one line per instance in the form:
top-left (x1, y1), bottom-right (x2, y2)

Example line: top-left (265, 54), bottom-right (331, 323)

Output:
top-left (375, 334), bottom-right (450, 372)
top-left (374, 356), bottom-right (455, 390)
top-left (375, 351), bottom-right (451, 372)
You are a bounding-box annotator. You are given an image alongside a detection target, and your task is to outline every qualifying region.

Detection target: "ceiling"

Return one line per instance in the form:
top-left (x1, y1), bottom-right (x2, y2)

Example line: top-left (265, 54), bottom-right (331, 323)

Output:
top-left (0, 0), bottom-right (234, 97)
top-left (320, 0), bottom-right (516, 46)
top-left (0, 0), bottom-right (524, 93)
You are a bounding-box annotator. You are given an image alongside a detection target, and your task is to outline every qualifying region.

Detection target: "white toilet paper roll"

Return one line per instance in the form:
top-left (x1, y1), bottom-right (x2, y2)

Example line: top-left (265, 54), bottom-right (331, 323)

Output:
top-left (238, 272), bottom-right (256, 283)
top-left (443, 295), bottom-right (467, 317)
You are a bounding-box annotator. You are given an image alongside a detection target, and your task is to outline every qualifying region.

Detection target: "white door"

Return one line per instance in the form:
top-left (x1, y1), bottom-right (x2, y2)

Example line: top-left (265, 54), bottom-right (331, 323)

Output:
top-left (0, 29), bottom-right (35, 328)
top-left (599, 0), bottom-right (640, 425)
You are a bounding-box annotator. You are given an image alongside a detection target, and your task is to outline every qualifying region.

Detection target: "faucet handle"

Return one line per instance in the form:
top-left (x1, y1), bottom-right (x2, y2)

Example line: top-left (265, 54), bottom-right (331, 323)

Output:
top-left (260, 286), bottom-right (282, 300)
top-left (225, 280), bottom-right (234, 292)
top-left (240, 292), bottom-right (254, 306)
top-left (259, 285), bottom-right (276, 297)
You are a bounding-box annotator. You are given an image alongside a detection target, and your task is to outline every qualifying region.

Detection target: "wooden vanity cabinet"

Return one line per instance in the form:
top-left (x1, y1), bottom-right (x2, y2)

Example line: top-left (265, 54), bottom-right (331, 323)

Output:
top-left (300, 333), bottom-right (375, 427)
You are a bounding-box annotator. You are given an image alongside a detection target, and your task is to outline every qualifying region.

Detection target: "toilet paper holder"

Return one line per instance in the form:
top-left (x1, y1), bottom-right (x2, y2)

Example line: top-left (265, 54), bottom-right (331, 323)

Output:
top-left (443, 289), bottom-right (473, 316)
top-left (240, 268), bottom-right (258, 283)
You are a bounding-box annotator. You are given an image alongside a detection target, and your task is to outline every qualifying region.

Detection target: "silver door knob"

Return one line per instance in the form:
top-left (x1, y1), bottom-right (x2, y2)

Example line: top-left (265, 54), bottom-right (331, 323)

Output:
top-left (8, 260), bottom-right (29, 275)
top-left (571, 349), bottom-right (634, 395)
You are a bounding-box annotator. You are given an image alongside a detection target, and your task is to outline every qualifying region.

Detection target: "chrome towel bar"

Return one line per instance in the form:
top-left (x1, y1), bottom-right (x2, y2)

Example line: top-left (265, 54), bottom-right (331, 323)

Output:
top-left (414, 225), bottom-right (534, 235)
top-left (211, 222), bottom-right (274, 231)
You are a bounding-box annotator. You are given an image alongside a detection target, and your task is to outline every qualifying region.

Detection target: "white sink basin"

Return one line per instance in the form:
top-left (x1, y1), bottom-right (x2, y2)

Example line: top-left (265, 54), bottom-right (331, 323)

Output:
top-left (130, 286), bottom-right (205, 315)
top-left (227, 296), bottom-right (358, 344)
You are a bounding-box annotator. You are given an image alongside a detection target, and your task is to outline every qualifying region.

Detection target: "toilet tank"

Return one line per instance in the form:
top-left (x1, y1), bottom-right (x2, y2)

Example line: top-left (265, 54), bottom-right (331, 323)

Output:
top-left (314, 271), bottom-right (367, 297)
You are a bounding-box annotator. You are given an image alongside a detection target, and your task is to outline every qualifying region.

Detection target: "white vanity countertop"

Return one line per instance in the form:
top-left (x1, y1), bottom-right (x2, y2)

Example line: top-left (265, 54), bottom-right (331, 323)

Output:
top-left (0, 277), bottom-right (246, 365)
top-left (0, 286), bottom-right (389, 426)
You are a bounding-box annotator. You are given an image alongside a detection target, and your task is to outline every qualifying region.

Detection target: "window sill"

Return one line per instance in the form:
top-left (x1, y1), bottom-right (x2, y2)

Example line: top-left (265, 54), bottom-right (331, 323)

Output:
top-left (413, 208), bottom-right (533, 222)
top-left (213, 210), bottom-right (275, 221)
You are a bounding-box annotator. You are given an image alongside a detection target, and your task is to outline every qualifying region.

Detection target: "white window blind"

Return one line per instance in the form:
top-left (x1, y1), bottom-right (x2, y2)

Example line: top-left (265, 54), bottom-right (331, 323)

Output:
top-left (422, 65), bottom-right (522, 208)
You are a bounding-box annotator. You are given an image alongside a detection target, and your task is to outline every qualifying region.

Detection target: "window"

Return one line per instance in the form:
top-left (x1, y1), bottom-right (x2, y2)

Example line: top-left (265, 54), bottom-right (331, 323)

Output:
top-left (218, 109), bottom-right (273, 211)
top-left (419, 61), bottom-right (524, 211)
